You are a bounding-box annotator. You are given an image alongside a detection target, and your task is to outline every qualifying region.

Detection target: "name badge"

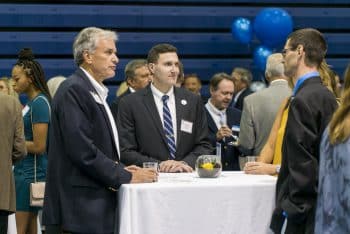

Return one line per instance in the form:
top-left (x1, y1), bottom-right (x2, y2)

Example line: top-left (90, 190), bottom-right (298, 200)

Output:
top-left (180, 119), bottom-right (193, 134)
top-left (22, 105), bottom-right (29, 117)
top-left (90, 91), bottom-right (103, 105)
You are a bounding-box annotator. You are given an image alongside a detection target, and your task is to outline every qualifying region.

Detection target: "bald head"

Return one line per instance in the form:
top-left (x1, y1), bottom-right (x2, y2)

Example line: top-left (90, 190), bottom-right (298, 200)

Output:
top-left (265, 53), bottom-right (286, 82)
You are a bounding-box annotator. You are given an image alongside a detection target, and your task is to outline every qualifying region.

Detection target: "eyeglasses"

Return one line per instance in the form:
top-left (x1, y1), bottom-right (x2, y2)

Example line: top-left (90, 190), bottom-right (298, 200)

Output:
top-left (281, 48), bottom-right (295, 57)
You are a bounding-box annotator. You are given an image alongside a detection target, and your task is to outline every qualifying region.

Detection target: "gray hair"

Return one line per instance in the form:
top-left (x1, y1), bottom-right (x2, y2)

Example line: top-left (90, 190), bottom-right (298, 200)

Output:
top-left (125, 59), bottom-right (148, 81)
top-left (232, 67), bottom-right (252, 85)
top-left (265, 53), bottom-right (284, 78)
top-left (73, 27), bottom-right (118, 66)
top-left (47, 76), bottom-right (66, 97)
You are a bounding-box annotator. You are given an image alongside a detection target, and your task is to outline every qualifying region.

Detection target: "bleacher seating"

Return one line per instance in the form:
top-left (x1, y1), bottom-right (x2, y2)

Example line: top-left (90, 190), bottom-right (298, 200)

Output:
top-left (0, 1), bottom-right (349, 102)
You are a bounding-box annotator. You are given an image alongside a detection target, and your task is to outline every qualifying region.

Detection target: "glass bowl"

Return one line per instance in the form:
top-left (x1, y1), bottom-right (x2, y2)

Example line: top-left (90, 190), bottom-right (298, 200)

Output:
top-left (195, 155), bottom-right (222, 178)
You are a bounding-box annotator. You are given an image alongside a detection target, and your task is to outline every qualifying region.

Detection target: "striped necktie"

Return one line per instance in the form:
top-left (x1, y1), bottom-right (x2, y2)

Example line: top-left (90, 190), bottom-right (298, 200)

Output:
top-left (162, 95), bottom-right (176, 159)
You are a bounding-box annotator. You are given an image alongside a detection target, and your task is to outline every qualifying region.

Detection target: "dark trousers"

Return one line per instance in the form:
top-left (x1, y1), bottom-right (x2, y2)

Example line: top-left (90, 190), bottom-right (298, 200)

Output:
top-left (45, 225), bottom-right (112, 234)
top-left (0, 211), bottom-right (9, 234)
top-left (285, 208), bottom-right (315, 234)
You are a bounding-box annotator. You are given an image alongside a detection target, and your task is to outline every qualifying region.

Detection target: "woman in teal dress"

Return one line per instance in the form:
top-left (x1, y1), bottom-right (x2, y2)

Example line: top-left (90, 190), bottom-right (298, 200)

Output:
top-left (12, 48), bottom-right (51, 234)
top-left (316, 65), bottom-right (350, 234)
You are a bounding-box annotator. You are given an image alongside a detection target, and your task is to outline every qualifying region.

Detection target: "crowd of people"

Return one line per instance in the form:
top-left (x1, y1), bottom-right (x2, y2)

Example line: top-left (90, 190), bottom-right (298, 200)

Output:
top-left (0, 26), bottom-right (349, 234)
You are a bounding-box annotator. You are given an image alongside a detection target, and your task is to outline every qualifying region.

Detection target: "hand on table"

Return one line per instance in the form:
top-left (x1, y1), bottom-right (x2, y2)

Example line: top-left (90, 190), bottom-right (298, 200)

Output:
top-left (243, 162), bottom-right (277, 175)
top-left (127, 166), bottom-right (158, 183)
top-left (159, 160), bottom-right (193, 173)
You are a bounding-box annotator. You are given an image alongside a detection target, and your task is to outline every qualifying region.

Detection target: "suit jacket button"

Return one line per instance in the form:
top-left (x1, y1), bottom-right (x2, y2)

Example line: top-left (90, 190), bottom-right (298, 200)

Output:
top-left (224, 146), bottom-right (227, 150)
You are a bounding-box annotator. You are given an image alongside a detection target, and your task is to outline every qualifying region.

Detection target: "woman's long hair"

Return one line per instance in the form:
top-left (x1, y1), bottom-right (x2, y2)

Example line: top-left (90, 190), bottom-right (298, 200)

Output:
top-left (328, 63), bottom-right (350, 144)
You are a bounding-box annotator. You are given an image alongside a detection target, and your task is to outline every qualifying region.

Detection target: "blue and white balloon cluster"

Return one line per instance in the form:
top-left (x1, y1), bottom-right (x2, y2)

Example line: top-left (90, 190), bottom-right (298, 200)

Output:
top-left (231, 8), bottom-right (293, 71)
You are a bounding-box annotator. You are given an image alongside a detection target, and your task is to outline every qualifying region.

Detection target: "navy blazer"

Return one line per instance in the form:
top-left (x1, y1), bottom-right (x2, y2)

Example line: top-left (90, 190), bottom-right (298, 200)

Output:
top-left (230, 88), bottom-right (253, 111)
top-left (42, 69), bottom-right (132, 233)
top-left (117, 85), bottom-right (213, 168)
top-left (205, 107), bottom-right (242, 170)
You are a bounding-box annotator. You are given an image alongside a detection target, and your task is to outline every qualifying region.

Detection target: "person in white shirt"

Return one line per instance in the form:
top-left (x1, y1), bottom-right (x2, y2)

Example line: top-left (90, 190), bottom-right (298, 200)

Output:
top-left (42, 27), bottom-right (157, 234)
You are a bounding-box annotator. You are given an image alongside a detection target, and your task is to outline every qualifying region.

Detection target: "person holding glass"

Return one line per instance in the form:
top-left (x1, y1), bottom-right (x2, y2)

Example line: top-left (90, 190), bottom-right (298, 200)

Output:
top-left (204, 72), bottom-right (241, 170)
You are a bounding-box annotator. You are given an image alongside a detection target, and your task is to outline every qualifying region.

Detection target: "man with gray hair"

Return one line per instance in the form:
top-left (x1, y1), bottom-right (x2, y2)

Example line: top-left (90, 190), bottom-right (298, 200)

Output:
top-left (229, 67), bottom-right (253, 110)
top-left (239, 53), bottom-right (291, 156)
top-left (42, 27), bottom-right (157, 234)
top-left (110, 59), bottom-right (152, 119)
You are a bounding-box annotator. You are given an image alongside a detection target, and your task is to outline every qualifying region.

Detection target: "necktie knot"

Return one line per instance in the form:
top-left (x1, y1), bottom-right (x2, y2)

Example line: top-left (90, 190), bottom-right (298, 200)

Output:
top-left (162, 95), bottom-right (169, 104)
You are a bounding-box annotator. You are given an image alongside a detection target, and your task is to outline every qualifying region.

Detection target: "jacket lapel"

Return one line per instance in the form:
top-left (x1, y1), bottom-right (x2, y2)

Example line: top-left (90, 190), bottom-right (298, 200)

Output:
top-left (76, 69), bottom-right (118, 155)
top-left (174, 88), bottom-right (186, 149)
top-left (142, 86), bottom-right (168, 147)
top-left (205, 108), bottom-right (219, 134)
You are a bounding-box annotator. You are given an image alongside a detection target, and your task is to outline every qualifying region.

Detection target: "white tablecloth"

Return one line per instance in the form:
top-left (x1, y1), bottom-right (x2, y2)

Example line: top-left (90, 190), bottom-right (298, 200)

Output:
top-left (118, 171), bottom-right (277, 234)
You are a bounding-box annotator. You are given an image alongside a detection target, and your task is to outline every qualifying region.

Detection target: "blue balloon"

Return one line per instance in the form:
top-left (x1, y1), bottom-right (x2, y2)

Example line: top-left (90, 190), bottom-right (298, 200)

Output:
top-left (254, 8), bottom-right (293, 48)
top-left (231, 17), bottom-right (253, 44)
top-left (253, 46), bottom-right (272, 71)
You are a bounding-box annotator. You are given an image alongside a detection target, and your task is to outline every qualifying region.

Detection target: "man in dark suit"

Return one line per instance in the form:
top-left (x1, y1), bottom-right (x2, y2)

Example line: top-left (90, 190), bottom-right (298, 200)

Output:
top-left (229, 67), bottom-right (253, 110)
top-left (118, 43), bottom-right (213, 173)
top-left (42, 27), bottom-right (157, 234)
top-left (110, 59), bottom-right (152, 120)
top-left (204, 73), bottom-right (241, 170)
top-left (270, 28), bottom-right (338, 234)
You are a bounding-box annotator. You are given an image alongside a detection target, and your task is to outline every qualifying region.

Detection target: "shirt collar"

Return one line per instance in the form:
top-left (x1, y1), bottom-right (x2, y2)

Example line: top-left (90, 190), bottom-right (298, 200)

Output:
top-left (270, 79), bottom-right (287, 85)
top-left (206, 98), bottom-right (226, 116)
top-left (129, 87), bottom-right (136, 93)
top-left (150, 83), bottom-right (174, 99)
top-left (292, 71), bottom-right (319, 96)
top-left (80, 67), bottom-right (109, 101)
top-left (234, 88), bottom-right (246, 102)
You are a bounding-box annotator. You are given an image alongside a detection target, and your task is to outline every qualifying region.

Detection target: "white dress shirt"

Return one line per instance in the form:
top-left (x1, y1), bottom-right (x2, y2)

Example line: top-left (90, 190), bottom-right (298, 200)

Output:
top-left (80, 67), bottom-right (120, 158)
top-left (151, 83), bottom-right (177, 144)
top-left (205, 99), bottom-right (227, 130)
top-left (233, 88), bottom-right (246, 106)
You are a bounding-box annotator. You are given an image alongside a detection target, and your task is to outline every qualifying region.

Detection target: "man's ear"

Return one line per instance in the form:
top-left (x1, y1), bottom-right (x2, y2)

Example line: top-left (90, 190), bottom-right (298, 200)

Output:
top-left (148, 63), bottom-right (155, 74)
top-left (297, 44), bottom-right (304, 55)
top-left (209, 86), bottom-right (214, 96)
top-left (83, 50), bottom-right (93, 64)
top-left (126, 77), bottom-right (133, 87)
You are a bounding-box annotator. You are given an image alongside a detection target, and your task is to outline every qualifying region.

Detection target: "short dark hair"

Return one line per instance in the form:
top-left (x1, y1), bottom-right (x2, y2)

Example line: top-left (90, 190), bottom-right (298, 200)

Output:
top-left (210, 72), bottom-right (233, 91)
top-left (287, 28), bottom-right (327, 68)
top-left (184, 73), bottom-right (201, 84)
top-left (147, 43), bottom-right (178, 64)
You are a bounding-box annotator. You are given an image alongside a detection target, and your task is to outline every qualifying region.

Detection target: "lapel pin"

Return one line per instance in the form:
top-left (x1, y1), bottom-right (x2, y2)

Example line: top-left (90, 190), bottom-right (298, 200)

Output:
top-left (181, 99), bottom-right (187, 105)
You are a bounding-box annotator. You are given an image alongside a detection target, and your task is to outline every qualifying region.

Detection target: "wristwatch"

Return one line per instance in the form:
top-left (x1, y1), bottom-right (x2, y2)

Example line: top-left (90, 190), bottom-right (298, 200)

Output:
top-left (276, 165), bottom-right (281, 174)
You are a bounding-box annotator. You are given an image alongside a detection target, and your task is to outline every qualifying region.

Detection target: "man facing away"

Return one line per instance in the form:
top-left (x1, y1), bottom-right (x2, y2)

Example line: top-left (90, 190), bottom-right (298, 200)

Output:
top-left (239, 53), bottom-right (292, 156)
top-left (110, 59), bottom-right (152, 119)
top-left (205, 72), bottom-right (242, 170)
top-left (117, 43), bottom-right (213, 173)
top-left (0, 93), bottom-right (26, 234)
top-left (270, 28), bottom-right (338, 234)
top-left (42, 27), bottom-right (157, 234)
